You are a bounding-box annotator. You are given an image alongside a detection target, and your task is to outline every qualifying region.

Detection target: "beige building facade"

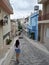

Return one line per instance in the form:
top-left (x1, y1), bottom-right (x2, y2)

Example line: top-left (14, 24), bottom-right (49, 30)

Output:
top-left (11, 20), bottom-right (18, 38)
top-left (0, 0), bottom-right (13, 47)
top-left (38, 0), bottom-right (49, 49)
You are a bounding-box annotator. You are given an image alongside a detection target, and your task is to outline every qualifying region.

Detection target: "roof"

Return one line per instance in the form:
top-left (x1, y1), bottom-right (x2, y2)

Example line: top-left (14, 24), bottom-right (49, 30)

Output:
top-left (0, 0), bottom-right (13, 14)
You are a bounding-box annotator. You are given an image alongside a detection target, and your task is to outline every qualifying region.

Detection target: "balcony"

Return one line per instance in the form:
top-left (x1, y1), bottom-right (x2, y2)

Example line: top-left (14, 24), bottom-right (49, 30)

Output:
top-left (38, 0), bottom-right (48, 4)
top-left (38, 13), bottom-right (49, 21)
top-left (0, 0), bottom-right (13, 14)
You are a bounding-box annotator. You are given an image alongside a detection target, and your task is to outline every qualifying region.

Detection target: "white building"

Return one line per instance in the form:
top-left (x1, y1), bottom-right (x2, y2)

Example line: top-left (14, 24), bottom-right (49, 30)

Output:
top-left (11, 19), bottom-right (18, 37)
top-left (0, 0), bottom-right (13, 47)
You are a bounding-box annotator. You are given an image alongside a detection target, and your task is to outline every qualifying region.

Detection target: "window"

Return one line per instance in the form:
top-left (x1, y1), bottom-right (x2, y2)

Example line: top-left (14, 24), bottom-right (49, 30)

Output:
top-left (4, 15), bottom-right (8, 24)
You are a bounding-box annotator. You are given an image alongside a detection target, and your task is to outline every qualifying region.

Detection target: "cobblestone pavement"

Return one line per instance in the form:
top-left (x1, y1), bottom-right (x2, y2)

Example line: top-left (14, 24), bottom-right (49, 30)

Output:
top-left (9, 36), bottom-right (49, 65)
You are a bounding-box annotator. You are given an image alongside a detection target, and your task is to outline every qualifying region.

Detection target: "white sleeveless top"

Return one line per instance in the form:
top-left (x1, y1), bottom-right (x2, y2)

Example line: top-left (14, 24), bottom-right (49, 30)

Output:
top-left (15, 45), bottom-right (20, 49)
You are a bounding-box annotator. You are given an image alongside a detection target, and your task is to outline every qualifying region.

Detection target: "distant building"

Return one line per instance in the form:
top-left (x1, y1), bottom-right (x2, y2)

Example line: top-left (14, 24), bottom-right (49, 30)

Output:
top-left (27, 12), bottom-right (38, 40)
top-left (0, 0), bottom-right (13, 47)
top-left (11, 20), bottom-right (18, 38)
top-left (22, 17), bottom-right (29, 36)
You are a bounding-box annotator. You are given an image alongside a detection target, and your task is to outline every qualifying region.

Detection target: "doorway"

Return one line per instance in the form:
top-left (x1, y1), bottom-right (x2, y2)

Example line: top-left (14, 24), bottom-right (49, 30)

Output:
top-left (31, 32), bottom-right (35, 40)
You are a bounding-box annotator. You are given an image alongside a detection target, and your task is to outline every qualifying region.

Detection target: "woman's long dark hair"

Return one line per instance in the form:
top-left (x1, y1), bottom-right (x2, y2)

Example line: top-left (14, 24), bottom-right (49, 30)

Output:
top-left (15, 39), bottom-right (20, 48)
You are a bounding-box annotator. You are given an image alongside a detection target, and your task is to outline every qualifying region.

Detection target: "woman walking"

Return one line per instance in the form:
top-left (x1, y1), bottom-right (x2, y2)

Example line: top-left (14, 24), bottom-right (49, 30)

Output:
top-left (15, 39), bottom-right (20, 63)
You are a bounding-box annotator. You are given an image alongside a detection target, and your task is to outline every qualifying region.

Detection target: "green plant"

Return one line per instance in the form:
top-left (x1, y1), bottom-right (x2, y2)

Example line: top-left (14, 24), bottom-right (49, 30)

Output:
top-left (6, 39), bottom-right (12, 45)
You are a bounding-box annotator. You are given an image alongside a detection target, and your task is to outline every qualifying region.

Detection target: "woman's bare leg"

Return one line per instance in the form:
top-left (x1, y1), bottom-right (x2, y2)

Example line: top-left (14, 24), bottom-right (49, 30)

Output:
top-left (16, 53), bottom-right (20, 63)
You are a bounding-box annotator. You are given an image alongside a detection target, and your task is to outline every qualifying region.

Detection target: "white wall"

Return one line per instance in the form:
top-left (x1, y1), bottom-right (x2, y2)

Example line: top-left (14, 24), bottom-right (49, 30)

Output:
top-left (0, 8), bottom-right (11, 36)
top-left (0, 8), bottom-right (11, 45)
top-left (0, 26), bottom-right (3, 46)
top-left (0, 8), bottom-right (2, 20)
top-left (2, 12), bottom-right (11, 36)
top-left (0, 8), bottom-right (3, 46)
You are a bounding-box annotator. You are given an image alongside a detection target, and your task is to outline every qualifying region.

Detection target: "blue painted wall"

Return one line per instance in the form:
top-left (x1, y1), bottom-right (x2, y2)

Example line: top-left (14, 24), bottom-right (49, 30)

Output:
top-left (27, 12), bottom-right (38, 40)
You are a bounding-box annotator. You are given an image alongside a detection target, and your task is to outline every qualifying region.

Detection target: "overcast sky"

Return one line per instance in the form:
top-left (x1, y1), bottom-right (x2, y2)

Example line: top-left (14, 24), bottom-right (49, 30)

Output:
top-left (10, 0), bottom-right (42, 19)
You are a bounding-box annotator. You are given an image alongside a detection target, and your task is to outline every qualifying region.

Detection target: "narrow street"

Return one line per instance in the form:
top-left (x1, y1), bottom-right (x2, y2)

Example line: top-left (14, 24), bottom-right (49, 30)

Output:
top-left (0, 0), bottom-right (49, 65)
top-left (9, 35), bottom-right (49, 65)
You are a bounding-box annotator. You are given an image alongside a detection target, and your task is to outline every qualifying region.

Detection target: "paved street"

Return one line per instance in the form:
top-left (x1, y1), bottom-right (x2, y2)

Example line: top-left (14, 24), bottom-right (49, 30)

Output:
top-left (9, 36), bottom-right (49, 65)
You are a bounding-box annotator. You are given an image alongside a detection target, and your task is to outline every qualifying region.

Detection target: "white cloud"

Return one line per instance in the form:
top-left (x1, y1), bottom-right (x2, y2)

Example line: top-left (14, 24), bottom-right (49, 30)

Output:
top-left (10, 10), bottom-right (31, 19)
top-left (10, 0), bottom-right (42, 19)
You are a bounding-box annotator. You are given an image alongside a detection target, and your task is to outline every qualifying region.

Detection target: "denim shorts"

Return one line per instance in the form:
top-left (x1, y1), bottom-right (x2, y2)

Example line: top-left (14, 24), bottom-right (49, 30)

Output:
top-left (15, 49), bottom-right (20, 53)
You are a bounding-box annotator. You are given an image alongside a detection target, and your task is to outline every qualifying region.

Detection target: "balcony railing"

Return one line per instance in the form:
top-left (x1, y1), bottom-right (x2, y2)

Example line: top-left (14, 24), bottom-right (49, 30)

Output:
top-left (38, 14), bottom-right (49, 21)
